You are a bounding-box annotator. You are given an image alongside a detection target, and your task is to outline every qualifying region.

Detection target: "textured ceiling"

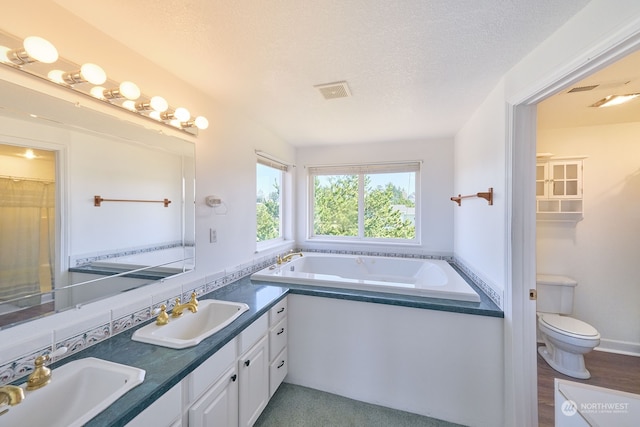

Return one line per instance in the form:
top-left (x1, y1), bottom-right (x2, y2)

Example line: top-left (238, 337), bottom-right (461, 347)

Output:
top-left (538, 49), bottom-right (640, 130)
top-left (54, 0), bottom-right (590, 146)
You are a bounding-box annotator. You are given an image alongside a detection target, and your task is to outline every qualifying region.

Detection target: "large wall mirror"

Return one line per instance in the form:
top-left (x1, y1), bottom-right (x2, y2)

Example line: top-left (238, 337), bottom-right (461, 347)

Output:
top-left (0, 78), bottom-right (195, 329)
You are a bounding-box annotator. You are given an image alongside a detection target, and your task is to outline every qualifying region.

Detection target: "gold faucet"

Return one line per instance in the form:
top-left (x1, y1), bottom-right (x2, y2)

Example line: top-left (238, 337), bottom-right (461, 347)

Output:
top-left (278, 251), bottom-right (303, 264)
top-left (0, 385), bottom-right (24, 407)
top-left (26, 355), bottom-right (53, 391)
top-left (172, 292), bottom-right (199, 317)
top-left (156, 304), bottom-right (169, 325)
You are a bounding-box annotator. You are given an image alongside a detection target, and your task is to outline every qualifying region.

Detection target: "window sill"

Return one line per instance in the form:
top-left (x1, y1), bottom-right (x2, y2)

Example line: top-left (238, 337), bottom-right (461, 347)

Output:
top-left (255, 239), bottom-right (294, 254)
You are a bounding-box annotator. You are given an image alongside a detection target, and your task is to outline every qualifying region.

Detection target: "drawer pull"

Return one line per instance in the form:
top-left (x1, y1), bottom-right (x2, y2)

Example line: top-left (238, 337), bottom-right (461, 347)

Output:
top-left (244, 360), bottom-right (251, 367)
top-left (277, 307), bottom-right (285, 314)
top-left (277, 360), bottom-right (285, 369)
top-left (277, 328), bottom-right (285, 335)
top-left (231, 374), bottom-right (237, 382)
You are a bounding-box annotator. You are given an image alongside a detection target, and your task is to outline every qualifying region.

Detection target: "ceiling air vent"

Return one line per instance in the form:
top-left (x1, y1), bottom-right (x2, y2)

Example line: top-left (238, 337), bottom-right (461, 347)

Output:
top-left (567, 85), bottom-right (599, 93)
top-left (315, 81), bottom-right (351, 100)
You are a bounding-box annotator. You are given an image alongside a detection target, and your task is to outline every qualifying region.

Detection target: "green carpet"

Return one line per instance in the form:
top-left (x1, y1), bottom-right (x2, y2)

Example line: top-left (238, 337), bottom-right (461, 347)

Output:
top-left (255, 383), bottom-right (465, 427)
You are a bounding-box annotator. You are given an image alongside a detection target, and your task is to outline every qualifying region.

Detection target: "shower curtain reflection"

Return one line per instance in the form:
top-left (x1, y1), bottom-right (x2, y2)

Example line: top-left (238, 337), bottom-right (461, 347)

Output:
top-left (0, 177), bottom-right (55, 308)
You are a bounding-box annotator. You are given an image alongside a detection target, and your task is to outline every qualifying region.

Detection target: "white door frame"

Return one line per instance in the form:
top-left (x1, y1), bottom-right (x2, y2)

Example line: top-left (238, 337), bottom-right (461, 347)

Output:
top-left (506, 23), bottom-right (640, 427)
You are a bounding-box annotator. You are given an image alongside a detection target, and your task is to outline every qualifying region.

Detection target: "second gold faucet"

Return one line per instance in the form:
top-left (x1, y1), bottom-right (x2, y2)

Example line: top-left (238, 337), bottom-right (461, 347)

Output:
top-left (172, 292), bottom-right (199, 317)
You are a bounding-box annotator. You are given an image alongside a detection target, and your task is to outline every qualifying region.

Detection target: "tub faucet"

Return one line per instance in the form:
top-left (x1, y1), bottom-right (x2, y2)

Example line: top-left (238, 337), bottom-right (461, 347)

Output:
top-left (278, 251), bottom-right (303, 264)
top-left (172, 292), bottom-right (199, 317)
top-left (0, 385), bottom-right (24, 407)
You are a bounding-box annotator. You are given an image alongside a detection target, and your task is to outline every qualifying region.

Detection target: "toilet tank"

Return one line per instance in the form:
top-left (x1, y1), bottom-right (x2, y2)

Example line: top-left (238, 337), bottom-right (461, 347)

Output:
top-left (536, 274), bottom-right (577, 315)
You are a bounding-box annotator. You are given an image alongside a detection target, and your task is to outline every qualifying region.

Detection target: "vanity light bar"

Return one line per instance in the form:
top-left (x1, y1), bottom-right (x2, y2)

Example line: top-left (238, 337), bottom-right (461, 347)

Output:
top-left (0, 30), bottom-right (209, 134)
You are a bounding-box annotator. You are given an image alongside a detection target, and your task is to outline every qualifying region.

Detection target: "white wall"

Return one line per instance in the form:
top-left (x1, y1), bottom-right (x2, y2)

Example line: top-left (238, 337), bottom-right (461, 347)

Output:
top-left (295, 138), bottom-right (454, 255)
top-left (537, 123), bottom-right (640, 354)
top-left (287, 294), bottom-right (504, 427)
top-left (453, 82), bottom-right (507, 303)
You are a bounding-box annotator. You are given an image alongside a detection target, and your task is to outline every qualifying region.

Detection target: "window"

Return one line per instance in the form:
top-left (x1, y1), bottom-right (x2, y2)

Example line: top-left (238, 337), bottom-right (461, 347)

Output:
top-left (256, 157), bottom-right (286, 243)
top-left (309, 162), bottom-right (419, 242)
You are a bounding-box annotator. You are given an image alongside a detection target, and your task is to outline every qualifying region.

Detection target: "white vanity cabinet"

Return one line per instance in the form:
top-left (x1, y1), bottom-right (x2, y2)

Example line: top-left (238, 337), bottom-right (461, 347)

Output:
top-left (125, 298), bottom-right (288, 427)
top-left (126, 383), bottom-right (183, 427)
top-left (188, 366), bottom-right (238, 427)
top-left (187, 338), bottom-right (238, 427)
top-left (238, 314), bottom-right (270, 427)
top-left (268, 297), bottom-right (288, 397)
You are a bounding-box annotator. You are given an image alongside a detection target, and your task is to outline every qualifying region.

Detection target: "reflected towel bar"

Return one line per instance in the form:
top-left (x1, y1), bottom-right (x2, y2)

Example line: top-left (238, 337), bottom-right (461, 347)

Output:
top-left (94, 195), bottom-right (171, 207)
top-left (450, 187), bottom-right (493, 206)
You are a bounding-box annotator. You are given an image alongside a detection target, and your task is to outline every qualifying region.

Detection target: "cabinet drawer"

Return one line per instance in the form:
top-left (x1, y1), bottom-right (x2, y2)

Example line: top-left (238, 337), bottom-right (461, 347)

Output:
top-left (126, 383), bottom-right (181, 427)
top-left (239, 313), bottom-right (268, 354)
top-left (188, 338), bottom-right (237, 403)
top-left (269, 297), bottom-right (287, 326)
top-left (269, 317), bottom-right (287, 360)
top-left (269, 348), bottom-right (288, 397)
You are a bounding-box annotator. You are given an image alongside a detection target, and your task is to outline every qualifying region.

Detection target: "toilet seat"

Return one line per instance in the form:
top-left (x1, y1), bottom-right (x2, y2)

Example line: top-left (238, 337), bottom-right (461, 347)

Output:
top-left (539, 313), bottom-right (599, 339)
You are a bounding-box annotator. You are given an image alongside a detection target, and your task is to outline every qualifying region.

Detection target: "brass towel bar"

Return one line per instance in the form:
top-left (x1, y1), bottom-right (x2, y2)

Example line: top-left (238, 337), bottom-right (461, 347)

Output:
top-left (94, 195), bottom-right (171, 207)
top-left (450, 187), bottom-right (493, 206)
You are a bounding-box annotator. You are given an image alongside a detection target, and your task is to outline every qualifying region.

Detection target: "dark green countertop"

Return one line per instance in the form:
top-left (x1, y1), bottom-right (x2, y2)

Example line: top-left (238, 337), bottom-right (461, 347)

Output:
top-left (48, 269), bottom-right (502, 426)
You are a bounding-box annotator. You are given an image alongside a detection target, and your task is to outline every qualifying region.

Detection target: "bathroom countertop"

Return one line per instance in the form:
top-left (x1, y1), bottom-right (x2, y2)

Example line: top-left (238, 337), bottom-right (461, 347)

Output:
top-left (51, 271), bottom-right (502, 426)
top-left (59, 278), bottom-right (288, 427)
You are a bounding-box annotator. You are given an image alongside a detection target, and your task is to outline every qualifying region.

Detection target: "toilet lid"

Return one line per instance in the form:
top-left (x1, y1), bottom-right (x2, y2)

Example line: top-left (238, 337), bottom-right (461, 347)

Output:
top-left (539, 313), bottom-right (599, 338)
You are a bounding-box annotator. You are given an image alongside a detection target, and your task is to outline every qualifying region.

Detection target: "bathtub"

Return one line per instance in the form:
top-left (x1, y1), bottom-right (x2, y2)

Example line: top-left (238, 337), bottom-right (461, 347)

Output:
top-left (251, 253), bottom-right (480, 302)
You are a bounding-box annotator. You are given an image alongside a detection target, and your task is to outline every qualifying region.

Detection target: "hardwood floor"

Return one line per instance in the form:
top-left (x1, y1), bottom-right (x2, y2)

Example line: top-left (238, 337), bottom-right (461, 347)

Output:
top-left (537, 345), bottom-right (640, 426)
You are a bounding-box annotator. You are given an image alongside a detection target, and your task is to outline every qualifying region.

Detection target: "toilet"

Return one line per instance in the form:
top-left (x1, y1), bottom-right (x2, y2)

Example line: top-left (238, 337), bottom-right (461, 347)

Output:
top-left (536, 274), bottom-right (600, 379)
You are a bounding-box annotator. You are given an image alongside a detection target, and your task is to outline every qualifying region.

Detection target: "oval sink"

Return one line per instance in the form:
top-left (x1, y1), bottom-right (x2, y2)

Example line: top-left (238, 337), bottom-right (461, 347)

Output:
top-left (132, 299), bottom-right (250, 349)
top-left (1, 357), bottom-right (145, 427)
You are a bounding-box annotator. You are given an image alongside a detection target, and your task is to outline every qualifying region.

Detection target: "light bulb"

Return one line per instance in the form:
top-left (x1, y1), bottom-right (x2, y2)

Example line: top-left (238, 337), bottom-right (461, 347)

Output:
top-left (122, 100), bottom-right (137, 111)
top-left (174, 107), bottom-right (190, 121)
top-left (90, 86), bottom-right (106, 99)
top-left (80, 63), bottom-right (106, 85)
top-left (119, 81), bottom-right (140, 100)
top-left (0, 46), bottom-right (10, 63)
top-left (24, 149), bottom-right (36, 159)
top-left (194, 116), bottom-right (209, 130)
top-left (47, 69), bottom-right (65, 84)
top-left (150, 96), bottom-right (168, 112)
top-left (23, 36), bottom-right (58, 63)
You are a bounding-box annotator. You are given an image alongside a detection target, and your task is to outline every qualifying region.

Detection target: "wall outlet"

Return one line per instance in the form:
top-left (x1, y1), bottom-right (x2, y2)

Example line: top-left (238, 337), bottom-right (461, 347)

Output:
top-left (210, 228), bottom-right (217, 243)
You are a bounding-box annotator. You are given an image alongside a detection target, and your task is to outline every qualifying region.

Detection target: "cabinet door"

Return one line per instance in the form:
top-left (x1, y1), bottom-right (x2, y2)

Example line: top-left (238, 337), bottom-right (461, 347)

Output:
top-left (189, 367), bottom-right (238, 427)
top-left (239, 335), bottom-right (269, 427)
top-left (536, 163), bottom-right (548, 198)
top-left (549, 160), bottom-right (582, 198)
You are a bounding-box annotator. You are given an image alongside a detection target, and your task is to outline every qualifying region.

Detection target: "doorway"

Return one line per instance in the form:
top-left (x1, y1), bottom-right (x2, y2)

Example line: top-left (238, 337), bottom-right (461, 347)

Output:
top-left (509, 27), bottom-right (640, 427)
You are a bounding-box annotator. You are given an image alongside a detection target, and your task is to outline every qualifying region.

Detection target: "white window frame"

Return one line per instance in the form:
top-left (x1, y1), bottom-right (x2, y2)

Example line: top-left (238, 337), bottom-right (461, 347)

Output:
top-left (307, 161), bottom-right (420, 244)
top-left (256, 152), bottom-right (290, 250)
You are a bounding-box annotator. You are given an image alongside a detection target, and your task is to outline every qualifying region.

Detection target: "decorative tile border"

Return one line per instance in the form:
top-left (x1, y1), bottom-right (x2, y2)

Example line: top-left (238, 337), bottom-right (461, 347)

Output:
top-left (453, 257), bottom-right (502, 308)
top-left (56, 323), bottom-right (111, 357)
top-left (112, 307), bottom-right (151, 335)
top-left (72, 241), bottom-right (190, 267)
top-left (0, 346), bottom-right (49, 385)
top-left (298, 247), bottom-right (453, 261)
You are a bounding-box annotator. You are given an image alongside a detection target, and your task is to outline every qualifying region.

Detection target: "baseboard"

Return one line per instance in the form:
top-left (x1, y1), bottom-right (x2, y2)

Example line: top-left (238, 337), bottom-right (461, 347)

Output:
top-left (595, 338), bottom-right (640, 357)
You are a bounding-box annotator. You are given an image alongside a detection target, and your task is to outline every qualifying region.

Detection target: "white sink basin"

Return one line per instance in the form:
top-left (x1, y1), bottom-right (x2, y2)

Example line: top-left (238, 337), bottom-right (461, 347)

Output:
top-left (132, 299), bottom-right (250, 349)
top-left (1, 357), bottom-right (145, 427)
